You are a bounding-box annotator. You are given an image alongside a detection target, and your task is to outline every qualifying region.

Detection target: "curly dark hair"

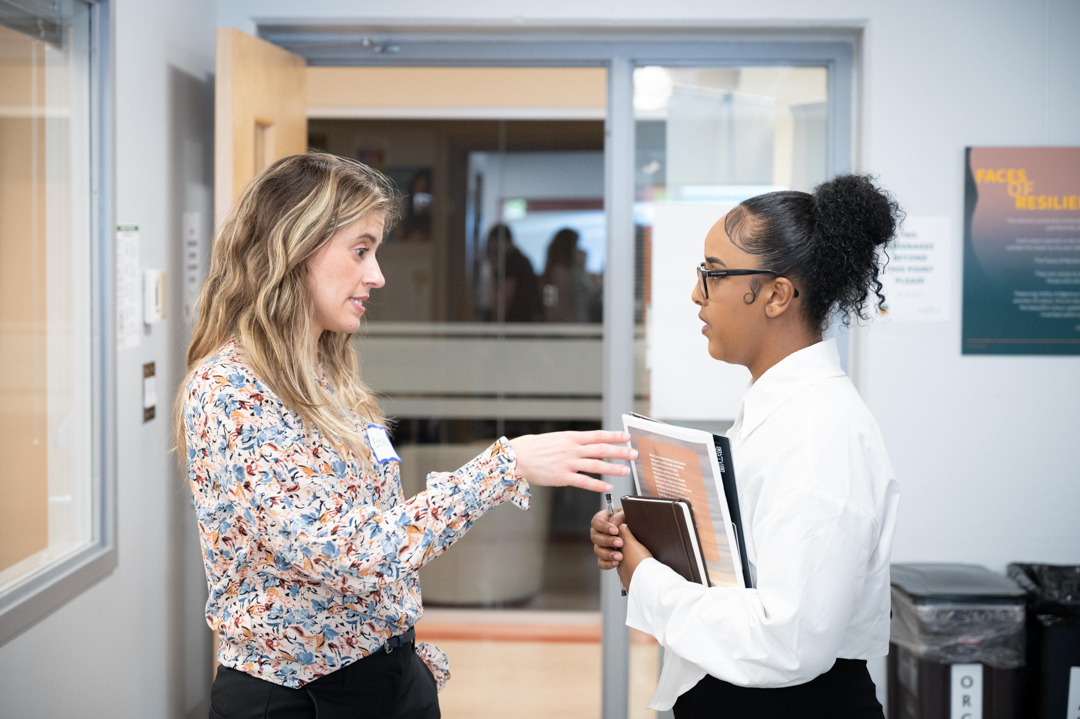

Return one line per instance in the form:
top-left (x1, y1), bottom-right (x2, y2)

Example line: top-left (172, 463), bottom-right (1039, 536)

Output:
top-left (724, 174), bottom-right (904, 330)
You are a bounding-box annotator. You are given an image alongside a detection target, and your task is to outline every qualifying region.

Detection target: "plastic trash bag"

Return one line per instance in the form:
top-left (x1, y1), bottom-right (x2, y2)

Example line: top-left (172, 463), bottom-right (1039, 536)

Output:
top-left (890, 585), bottom-right (1026, 669)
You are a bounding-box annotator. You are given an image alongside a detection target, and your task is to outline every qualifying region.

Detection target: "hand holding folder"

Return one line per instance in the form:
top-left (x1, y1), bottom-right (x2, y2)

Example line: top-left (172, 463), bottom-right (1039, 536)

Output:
top-left (621, 496), bottom-right (709, 586)
top-left (622, 413), bottom-right (752, 589)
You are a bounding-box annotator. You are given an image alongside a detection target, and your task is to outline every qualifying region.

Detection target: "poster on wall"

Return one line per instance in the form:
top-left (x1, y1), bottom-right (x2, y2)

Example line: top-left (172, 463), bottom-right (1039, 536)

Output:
top-left (962, 147), bottom-right (1080, 355)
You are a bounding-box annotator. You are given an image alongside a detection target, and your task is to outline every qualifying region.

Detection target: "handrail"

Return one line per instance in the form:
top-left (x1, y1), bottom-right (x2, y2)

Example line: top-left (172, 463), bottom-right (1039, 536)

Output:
top-left (356, 321), bottom-right (604, 338)
top-left (355, 321), bottom-right (647, 339)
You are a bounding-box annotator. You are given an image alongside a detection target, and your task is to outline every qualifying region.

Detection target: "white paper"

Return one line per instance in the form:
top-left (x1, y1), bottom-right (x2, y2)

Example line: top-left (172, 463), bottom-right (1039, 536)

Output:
top-left (116, 225), bottom-right (141, 350)
top-left (950, 663), bottom-right (983, 719)
top-left (878, 215), bottom-right (952, 321)
top-left (649, 202), bottom-right (749, 421)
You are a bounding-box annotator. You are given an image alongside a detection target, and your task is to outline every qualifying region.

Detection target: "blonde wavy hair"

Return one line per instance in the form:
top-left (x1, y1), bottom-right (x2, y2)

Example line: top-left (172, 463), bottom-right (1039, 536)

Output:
top-left (175, 153), bottom-right (399, 461)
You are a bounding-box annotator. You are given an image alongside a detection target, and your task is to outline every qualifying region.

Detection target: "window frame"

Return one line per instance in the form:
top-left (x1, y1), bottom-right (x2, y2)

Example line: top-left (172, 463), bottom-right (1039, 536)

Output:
top-left (0, 0), bottom-right (116, 647)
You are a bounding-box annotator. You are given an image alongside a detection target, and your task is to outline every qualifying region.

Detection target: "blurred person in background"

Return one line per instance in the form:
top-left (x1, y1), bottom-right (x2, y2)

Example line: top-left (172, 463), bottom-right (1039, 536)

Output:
top-left (541, 227), bottom-right (602, 323)
top-left (485, 222), bottom-right (543, 322)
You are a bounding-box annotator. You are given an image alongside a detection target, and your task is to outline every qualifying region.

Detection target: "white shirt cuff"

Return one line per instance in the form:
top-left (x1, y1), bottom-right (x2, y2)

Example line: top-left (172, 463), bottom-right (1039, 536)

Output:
top-left (625, 557), bottom-right (684, 639)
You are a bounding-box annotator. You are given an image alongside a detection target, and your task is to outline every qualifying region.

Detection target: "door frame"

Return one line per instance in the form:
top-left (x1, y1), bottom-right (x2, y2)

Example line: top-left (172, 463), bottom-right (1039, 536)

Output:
top-left (256, 26), bottom-right (856, 719)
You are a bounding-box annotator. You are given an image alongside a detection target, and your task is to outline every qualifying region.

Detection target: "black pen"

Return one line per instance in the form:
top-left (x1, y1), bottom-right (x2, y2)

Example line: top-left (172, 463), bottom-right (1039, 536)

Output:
top-left (606, 493), bottom-right (628, 597)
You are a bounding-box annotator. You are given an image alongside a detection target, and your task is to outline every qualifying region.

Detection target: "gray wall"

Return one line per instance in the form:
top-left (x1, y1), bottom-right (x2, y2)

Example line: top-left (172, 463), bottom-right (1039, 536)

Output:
top-left (0, 0), bottom-right (217, 717)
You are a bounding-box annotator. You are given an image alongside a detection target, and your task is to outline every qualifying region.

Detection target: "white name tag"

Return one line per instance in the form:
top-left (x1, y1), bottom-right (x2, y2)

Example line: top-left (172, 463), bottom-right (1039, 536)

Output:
top-left (365, 425), bottom-right (401, 463)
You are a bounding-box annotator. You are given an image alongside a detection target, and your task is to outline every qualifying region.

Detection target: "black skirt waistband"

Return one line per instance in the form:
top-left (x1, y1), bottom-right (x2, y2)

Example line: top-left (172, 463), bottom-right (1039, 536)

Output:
top-left (674, 658), bottom-right (884, 719)
top-left (306, 627), bottom-right (416, 687)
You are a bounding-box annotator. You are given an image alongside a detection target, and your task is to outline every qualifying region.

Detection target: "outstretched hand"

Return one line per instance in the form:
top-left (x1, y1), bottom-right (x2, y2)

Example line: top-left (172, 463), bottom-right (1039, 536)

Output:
top-left (510, 430), bottom-right (638, 493)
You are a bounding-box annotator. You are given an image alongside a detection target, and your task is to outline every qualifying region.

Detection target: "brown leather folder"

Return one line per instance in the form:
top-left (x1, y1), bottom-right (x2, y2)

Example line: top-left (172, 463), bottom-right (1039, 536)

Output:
top-left (621, 495), bottom-right (710, 587)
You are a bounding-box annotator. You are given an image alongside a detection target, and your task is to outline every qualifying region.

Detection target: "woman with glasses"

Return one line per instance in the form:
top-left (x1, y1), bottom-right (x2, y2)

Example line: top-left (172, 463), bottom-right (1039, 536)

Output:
top-left (592, 174), bottom-right (902, 719)
top-left (177, 153), bottom-right (636, 719)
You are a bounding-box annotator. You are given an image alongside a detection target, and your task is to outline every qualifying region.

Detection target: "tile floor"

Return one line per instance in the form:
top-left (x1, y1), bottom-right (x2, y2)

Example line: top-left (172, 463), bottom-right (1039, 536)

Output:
top-left (417, 609), bottom-right (659, 719)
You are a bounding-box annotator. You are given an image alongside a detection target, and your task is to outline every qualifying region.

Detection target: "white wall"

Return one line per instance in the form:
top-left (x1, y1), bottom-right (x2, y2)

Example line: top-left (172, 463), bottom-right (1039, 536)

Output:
top-left (0, 1), bottom-right (217, 717)
top-left (218, 0), bottom-right (1080, 569)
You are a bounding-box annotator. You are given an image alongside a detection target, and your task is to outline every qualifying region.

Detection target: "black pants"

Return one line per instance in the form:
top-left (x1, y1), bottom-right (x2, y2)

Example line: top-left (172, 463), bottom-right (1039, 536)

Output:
top-left (208, 641), bottom-right (439, 719)
top-left (673, 658), bottom-right (884, 719)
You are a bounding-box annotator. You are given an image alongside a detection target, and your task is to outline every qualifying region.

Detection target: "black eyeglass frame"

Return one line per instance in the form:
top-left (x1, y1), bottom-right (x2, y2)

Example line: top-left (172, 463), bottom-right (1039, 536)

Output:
top-left (696, 263), bottom-right (799, 300)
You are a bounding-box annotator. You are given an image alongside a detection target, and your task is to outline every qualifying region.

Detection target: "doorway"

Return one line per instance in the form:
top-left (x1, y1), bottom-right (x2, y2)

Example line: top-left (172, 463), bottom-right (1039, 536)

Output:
top-left (215, 28), bottom-right (854, 719)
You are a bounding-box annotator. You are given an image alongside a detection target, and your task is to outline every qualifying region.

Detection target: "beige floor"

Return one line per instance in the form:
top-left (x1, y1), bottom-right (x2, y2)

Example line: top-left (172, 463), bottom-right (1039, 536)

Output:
top-left (434, 639), bottom-right (658, 719)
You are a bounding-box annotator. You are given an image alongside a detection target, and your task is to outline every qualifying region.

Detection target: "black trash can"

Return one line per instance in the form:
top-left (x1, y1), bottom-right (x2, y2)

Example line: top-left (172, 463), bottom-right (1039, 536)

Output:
top-left (1007, 563), bottom-right (1080, 719)
top-left (889, 563), bottom-right (1026, 719)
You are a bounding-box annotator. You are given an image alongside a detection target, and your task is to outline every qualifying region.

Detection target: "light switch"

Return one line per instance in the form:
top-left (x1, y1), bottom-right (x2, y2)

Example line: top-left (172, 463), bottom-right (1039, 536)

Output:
top-left (144, 269), bottom-right (167, 324)
top-left (143, 362), bottom-right (156, 422)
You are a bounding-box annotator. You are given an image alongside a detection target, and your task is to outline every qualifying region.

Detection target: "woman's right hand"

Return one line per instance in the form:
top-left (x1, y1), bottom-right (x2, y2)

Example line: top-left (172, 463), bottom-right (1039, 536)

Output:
top-left (591, 508), bottom-right (625, 569)
top-left (509, 430), bottom-right (637, 493)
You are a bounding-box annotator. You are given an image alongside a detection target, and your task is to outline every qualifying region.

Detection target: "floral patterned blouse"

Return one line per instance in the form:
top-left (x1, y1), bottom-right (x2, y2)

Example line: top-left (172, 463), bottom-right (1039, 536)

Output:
top-left (183, 341), bottom-right (530, 689)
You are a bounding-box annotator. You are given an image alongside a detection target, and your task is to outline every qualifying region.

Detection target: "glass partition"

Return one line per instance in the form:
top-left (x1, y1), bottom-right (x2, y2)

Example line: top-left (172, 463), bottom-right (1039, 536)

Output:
top-left (630, 64), bottom-right (830, 711)
top-left (310, 104), bottom-right (613, 714)
top-left (634, 65), bottom-right (829, 426)
top-left (0, 0), bottom-right (95, 602)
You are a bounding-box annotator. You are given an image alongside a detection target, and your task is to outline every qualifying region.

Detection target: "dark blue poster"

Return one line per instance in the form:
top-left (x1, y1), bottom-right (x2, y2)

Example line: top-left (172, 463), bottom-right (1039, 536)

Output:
top-left (962, 147), bottom-right (1080, 355)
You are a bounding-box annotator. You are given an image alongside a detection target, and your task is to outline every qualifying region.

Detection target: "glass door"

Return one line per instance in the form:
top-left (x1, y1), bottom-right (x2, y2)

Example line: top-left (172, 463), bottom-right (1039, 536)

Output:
top-left (635, 64), bottom-right (830, 425)
top-left (308, 66), bottom-right (614, 718)
top-left (628, 63), bottom-right (832, 714)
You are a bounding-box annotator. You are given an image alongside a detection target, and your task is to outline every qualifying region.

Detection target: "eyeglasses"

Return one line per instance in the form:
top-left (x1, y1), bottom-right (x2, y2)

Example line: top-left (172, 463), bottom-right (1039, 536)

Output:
top-left (696, 263), bottom-right (799, 300)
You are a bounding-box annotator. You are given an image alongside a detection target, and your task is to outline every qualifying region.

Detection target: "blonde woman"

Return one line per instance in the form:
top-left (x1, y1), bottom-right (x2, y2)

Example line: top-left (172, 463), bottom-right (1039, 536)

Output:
top-left (178, 153), bottom-right (636, 719)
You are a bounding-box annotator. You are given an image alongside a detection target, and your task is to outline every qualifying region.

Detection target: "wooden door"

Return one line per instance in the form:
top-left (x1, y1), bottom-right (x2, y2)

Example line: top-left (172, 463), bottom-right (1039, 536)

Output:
top-left (214, 28), bottom-right (307, 223)
top-left (211, 29), bottom-right (306, 668)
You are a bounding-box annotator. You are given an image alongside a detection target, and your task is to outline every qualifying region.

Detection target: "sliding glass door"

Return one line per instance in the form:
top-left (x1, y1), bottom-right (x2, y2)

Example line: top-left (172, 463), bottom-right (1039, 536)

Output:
top-left (251, 27), bottom-right (854, 719)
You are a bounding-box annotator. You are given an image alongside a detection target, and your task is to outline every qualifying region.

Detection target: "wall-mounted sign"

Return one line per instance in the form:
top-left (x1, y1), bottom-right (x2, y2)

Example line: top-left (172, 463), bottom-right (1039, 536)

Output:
top-left (116, 225), bottom-right (141, 351)
top-left (879, 215), bottom-right (952, 322)
top-left (962, 147), bottom-right (1080, 355)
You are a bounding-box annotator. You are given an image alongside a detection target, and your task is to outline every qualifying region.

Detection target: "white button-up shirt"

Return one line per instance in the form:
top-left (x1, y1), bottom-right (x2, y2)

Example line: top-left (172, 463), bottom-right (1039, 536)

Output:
top-left (626, 339), bottom-right (899, 711)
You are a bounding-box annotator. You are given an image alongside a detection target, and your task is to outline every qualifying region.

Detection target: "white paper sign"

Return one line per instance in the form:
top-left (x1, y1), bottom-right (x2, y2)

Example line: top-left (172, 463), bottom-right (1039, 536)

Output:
top-left (649, 202), bottom-right (750, 421)
top-left (950, 663), bottom-right (983, 719)
top-left (878, 215), bottom-right (952, 321)
top-left (116, 225), bottom-right (141, 350)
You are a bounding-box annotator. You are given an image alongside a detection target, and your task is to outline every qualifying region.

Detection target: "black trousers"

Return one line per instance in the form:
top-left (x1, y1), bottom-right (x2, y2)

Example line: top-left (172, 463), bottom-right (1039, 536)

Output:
top-left (208, 640), bottom-right (439, 719)
top-left (673, 658), bottom-right (885, 719)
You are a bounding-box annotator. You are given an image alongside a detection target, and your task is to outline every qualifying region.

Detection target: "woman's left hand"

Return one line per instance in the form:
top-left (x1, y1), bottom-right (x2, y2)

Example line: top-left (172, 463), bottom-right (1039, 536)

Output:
top-left (510, 430), bottom-right (638, 493)
top-left (615, 523), bottom-right (653, 592)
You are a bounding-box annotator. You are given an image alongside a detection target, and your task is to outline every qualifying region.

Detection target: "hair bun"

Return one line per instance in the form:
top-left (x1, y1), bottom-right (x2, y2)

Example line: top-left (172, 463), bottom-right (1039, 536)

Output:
top-left (811, 173), bottom-right (900, 249)
top-left (724, 174), bottom-right (903, 329)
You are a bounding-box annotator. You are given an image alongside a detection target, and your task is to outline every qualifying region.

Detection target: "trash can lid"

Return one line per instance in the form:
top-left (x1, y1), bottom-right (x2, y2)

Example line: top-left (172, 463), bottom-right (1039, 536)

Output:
top-left (892, 563), bottom-right (1026, 604)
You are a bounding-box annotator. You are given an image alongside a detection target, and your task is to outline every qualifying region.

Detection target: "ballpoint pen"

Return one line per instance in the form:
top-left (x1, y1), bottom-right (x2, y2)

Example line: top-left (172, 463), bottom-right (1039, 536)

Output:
top-left (606, 493), bottom-right (627, 596)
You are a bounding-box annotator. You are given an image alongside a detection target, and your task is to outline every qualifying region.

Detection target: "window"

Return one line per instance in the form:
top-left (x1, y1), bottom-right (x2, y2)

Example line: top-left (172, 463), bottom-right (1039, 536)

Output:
top-left (634, 65), bottom-right (831, 424)
top-left (0, 0), bottom-right (113, 645)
